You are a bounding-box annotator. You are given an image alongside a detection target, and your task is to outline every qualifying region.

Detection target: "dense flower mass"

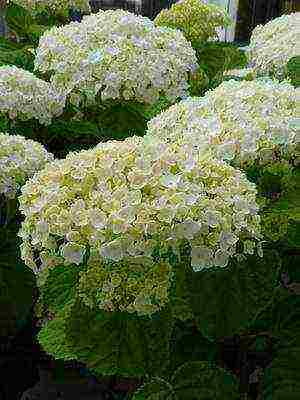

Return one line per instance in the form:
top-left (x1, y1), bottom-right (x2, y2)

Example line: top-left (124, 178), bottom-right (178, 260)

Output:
top-left (0, 65), bottom-right (66, 126)
top-left (8, 0), bottom-right (91, 15)
top-left (146, 78), bottom-right (299, 169)
top-left (154, 0), bottom-right (232, 45)
top-left (0, 132), bottom-right (54, 199)
top-left (18, 136), bottom-right (262, 315)
top-left (33, 9), bottom-right (199, 105)
top-left (245, 12), bottom-right (300, 80)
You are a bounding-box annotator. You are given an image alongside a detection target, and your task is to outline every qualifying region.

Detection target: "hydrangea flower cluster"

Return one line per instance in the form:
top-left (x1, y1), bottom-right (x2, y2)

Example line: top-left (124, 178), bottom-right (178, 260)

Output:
top-left (0, 132), bottom-right (54, 199)
top-left (154, 0), bottom-right (232, 45)
top-left (245, 12), bottom-right (300, 80)
top-left (33, 9), bottom-right (199, 105)
top-left (0, 65), bottom-right (66, 126)
top-left (146, 78), bottom-right (299, 169)
top-left (18, 135), bottom-right (262, 316)
top-left (8, 0), bottom-right (91, 15)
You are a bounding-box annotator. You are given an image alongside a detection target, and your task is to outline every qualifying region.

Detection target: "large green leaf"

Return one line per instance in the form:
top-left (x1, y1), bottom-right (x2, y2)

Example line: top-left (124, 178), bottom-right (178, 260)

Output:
top-left (64, 299), bottom-right (174, 378)
top-left (194, 41), bottom-right (248, 82)
top-left (37, 303), bottom-right (78, 361)
top-left (268, 168), bottom-right (300, 223)
top-left (39, 264), bottom-right (80, 315)
top-left (168, 258), bottom-right (194, 323)
top-left (132, 361), bottom-right (240, 400)
top-left (185, 250), bottom-right (281, 341)
top-left (263, 347), bottom-right (300, 400)
top-left (0, 222), bottom-right (36, 337)
top-left (167, 327), bottom-right (218, 380)
top-left (286, 56), bottom-right (300, 88)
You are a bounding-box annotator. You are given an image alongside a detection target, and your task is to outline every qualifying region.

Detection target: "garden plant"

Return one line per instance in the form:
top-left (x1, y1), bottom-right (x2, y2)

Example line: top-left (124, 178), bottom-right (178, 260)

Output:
top-left (0, 1), bottom-right (299, 399)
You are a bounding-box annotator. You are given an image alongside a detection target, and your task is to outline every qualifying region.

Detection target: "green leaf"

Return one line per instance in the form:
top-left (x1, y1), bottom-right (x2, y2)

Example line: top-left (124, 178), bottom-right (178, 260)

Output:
top-left (39, 264), bottom-right (80, 314)
top-left (263, 347), bottom-right (300, 400)
top-left (194, 41), bottom-right (247, 81)
top-left (168, 258), bottom-right (194, 323)
top-left (37, 305), bottom-right (79, 361)
top-left (5, 3), bottom-right (35, 40)
top-left (0, 35), bottom-right (26, 51)
top-left (0, 223), bottom-right (36, 337)
top-left (185, 250), bottom-right (281, 341)
top-left (0, 38), bottom-right (35, 71)
top-left (286, 56), bottom-right (300, 87)
top-left (65, 299), bottom-right (174, 378)
top-left (132, 361), bottom-right (240, 400)
top-left (269, 168), bottom-right (300, 222)
top-left (26, 23), bottom-right (50, 44)
top-left (168, 327), bottom-right (218, 379)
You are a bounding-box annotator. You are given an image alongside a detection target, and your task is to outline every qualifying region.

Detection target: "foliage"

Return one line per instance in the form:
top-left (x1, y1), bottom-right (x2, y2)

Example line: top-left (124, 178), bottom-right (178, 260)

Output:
top-left (192, 41), bottom-right (248, 90)
top-left (185, 250), bottom-right (281, 341)
top-left (132, 361), bottom-right (240, 400)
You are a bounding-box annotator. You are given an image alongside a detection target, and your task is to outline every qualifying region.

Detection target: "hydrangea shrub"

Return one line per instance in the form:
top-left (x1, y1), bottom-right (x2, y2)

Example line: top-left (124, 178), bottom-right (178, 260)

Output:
top-left (245, 12), bottom-right (300, 80)
top-left (18, 136), bottom-right (263, 316)
top-left (33, 9), bottom-right (199, 105)
top-left (154, 0), bottom-right (232, 46)
top-left (0, 65), bottom-right (66, 125)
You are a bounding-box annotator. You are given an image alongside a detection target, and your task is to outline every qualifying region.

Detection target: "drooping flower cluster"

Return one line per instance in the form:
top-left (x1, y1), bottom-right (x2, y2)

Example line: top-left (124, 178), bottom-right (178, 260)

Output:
top-left (8, 0), bottom-right (91, 15)
top-left (245, 12), bottom-right (300, 80)
top-left (0, 65), bottom-right (66, 126)
top-left (154, 0), bottom-right (232, 45)
top-left (18, 135), bottom-right (262, 315)
top-left (33, 9), bottom-right (199, 105)
top-left (0, 132), bottom-right (54, 199)
top-left (146, 78), bottom-right (299, 169)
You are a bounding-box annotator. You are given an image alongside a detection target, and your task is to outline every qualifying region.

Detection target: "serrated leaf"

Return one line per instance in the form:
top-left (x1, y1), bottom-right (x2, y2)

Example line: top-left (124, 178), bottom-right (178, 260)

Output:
top-left (132, 361), bottom-right (240, 400)
top-left (194, 41), bottom-right (247, 81)
top-left (64, 299), bottom-right (174, 378)
top-left (37, 309), bottom-right (78, 361)
top-left (186, 250), bottom-right (280, 341)
top-left (39, 264), bottom-right (80, 314)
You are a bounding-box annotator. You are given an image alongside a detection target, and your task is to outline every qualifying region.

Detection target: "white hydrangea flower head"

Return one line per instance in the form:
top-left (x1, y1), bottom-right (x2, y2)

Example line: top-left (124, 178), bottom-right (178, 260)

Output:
top-left (8, 0), bottom-right (91, 15)
top-left (33, 9), bottom-right (199, 105)
top-left (0, 132), bottom-right (54, 199)
top-left (0, 65), bottom-right (66, 126)
top-left (146, 78), bottom-right (299, 169)
top-left (18, 135), bottom-right (262, 316)
top-left (154, 0), bottom-right (232, 44)
top-left (246, 12), bottom-right (300, 80)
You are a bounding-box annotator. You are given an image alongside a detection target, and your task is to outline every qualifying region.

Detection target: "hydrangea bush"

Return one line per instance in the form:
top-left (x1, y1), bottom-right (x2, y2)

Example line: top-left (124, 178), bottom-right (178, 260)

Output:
top-left (18, 135), bottom-right (262, 316)
top-left (146, 78), bottom-right (299, 244)
top-left (0, 132), bottom-right (54, 199)
top-left (7, 0), bottom-right (91, 16)
top-left (0, 4), bottom-right (298, 397)
top-left (154, 0), bottom-right (232, 46)
top-left (0, 65), bottom-right (66, 125)
top-left (146, 78), bottom-right (299, 171)
top-left (33, 9), bottom-right (199, 105)
top-left (245, 12), bottom-right (300, 80)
